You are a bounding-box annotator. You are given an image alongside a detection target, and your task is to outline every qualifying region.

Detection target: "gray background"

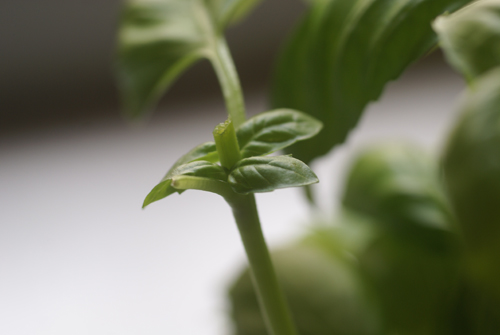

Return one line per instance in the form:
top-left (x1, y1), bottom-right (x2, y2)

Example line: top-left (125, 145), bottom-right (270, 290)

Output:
top-left (0, 0), bottom-right (306, 129)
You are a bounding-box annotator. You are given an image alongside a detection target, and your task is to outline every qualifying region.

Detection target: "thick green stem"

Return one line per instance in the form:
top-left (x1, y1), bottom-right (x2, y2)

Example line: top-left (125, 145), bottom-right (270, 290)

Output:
top-left (213, 119), bottom-right (241, 170)
top-left (227, 195), bottom-right (298, 335)
top-left (213, 121), bottom-right (298, 335)
top-left (210, 38), bottom-right (246, 128)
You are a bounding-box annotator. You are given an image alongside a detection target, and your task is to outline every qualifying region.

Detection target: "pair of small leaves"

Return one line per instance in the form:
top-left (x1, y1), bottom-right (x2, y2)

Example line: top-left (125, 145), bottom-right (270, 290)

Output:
top-left (143, 109), bottom-right (321, 207)
top-left (271, 0), bottom-right (472, 165)
top-left (116, 0), bottom-right (262, 118)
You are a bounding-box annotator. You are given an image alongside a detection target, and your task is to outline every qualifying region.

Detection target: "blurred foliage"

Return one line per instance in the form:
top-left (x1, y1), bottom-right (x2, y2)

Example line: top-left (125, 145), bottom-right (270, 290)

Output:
top-left (270, 0), bottom-right (471, 165)
top-left (228, 140), bottom-right (500, 334)
top-left (116, 0), bottom-right (500, 333)
top-left (442, 67), bottom-right (500, 297)
top-left (116, 0), bottom-right (262, 119)
top-left (230, 212), bottom-right (382, 335)
top-left (227, 0), bottom-right (500, 333)
top-left (434, 0), bottom-right (500, 82)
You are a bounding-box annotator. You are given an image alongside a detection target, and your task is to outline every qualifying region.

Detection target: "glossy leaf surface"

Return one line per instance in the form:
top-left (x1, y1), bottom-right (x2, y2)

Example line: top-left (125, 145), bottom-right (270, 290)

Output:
top-left (143, 160), bottom-right (226, 207)
top-left (236, 109), bottom-right (323, 158)
top-left (117, 0), bottom-right (261, 118)
top-left (228, 156), bottom-right (318, 194)
top-left (167, 141), bottom-right (219, 173)
top-left (442, 67), bottom-right (500, 293)
top-left (434, 0), bottom-right (500, 81)
top-left (271, 0), bottom-right (471, 164)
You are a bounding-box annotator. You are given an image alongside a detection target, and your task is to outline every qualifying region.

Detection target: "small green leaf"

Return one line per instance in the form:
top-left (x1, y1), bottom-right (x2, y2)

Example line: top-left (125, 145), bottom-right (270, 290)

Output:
top-left (228, 155), bottom-right (318, 194)
top-left (442, 67), bottom-right (500, 292)
top-left (116, 0), bottom-right (262, 118)
top-left (271, 0), bottom-right (471, 164)
top-left (434, 0), bottom-right (500, 82)
top-left (236, 109), bottom-right (323, 158)
top-left (143, 160), bottom-right (226, 207)
top-left (167, 141), bottom-right (219, 175)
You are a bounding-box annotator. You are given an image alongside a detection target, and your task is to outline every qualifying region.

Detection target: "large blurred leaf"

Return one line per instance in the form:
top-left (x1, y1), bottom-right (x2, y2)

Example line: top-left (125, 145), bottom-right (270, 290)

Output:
top-left (342, 143), bottom-right (453, 232)
top-left (339, 144), bottom-right (461, 334)
top-left (271, 0), bottom-right (471, 164)
top-left (117, 0), bottom-right (262, 118)
top-left (434, 0), bottom-right (500, 82)
top-left (442, 67), bottom-right (500, 294)
top-left (230, 238), bottom-right (381, 335)
top-left (357, 230), bottom-right (460, 335)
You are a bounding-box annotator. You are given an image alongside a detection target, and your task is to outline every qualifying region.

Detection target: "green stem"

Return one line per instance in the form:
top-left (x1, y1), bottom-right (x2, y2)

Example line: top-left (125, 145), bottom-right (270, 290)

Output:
top-left (226, 195), bottom-right (298, 335)
top-left (213, 119), bottom-right (241, 170)
top-left (213, 121), bottom-right (298, 335)
top-left (210, 38), bottom-right (246, 129)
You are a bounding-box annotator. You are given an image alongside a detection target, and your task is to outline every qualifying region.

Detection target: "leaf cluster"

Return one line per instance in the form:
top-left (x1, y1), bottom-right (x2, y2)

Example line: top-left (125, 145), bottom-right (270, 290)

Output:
top-left (143, 109), bottom-right (322, 207)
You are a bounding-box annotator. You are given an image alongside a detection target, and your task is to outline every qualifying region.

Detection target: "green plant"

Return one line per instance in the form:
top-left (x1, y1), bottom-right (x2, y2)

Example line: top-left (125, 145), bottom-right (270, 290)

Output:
top-left (116, 0), bottom-right (500, 334)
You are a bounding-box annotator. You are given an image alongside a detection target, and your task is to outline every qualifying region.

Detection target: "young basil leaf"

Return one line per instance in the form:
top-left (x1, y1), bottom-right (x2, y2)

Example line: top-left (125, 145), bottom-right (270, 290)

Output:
top-left (271, 0), bottom-right (472, 164)
top-left (442, 67), bottom-right (500, 293)
top-left (228, 155), bottom-right (319, 194)
top-left (236, 109), bottom-right (323, 158)
top-left (167, 141), bottom-right (219, 175)
top-left (434, 0), bottom-right (500, 82)
top-left (143, 160), bottom-right (227, 208)
top-left (116, 0), bottom-right (262, 118)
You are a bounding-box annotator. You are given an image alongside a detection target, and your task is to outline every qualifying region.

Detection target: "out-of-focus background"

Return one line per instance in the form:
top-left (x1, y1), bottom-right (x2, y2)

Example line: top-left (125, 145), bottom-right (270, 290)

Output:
top-left (0, 1), bottom-right (465, 334)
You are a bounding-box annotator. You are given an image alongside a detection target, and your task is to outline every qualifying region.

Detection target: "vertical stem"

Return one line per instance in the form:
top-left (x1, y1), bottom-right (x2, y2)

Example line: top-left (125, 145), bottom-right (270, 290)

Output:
top-left (213, 119), bottom-right (241, 169)
top-left (214, 121), bottom-right (298, 335)
top-left (227, 195), bottom-right (298, 335)
top-left (210, 38), bottom-right (246, 128)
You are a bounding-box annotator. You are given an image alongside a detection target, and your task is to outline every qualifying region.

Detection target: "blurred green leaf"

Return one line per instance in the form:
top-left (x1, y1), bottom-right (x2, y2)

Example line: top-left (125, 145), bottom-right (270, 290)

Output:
top-left (342, 143), bottom-right (453, 232)
top-left (434, 0), bottom-right (500, 82)
top-left (228, 155), bottom-right (318, 193)
top-left (341, 143), bottom-right (461, 334)
top-left (271, 0), bottom-right (471, 164)
top-left (442, 67), bottom-right (500, 294)
top-left (230, 242), bottom-right (381, 335)
top-left (143, 160), bottom-right (226, 207)
top-left (236, 109), bottom-right (323, 158)
top-left (116, 0), bottom-right (262, 118)
top-left (358, 231), bottom-right (460, 335)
